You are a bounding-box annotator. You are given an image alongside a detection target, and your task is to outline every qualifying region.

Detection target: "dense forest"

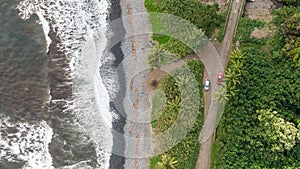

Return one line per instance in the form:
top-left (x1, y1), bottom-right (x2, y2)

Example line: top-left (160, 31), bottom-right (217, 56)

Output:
top-left (213, 5), bottom-right (300, 169)
top-left (145, 0), bottom-right (300, 168)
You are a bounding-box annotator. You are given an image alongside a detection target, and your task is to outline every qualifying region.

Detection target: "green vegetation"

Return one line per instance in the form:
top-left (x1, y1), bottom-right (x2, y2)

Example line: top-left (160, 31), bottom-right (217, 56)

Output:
top-left (277, 0), bottom-right (299, 6)
top-left (150, 60), bottom-right (204, 169)
top-left (234, 17), bottom-right (266, 44)
top-left (145, 0), bottom-right (225, 61)
top-left (145, 1), bottom-right (213, 167)
top-left (213, 47), bottom-right (300, 168)
top-left (145, 0), bottom-right (224, 37)
top-left (155, 154), bottom-right (178, 169)
top-left (146, 1), bottom-right (300, 168)
top-left (147, 41), bottom-right (181, 68)
top-left (225, 50), bottom-right (246, 97)
top-left (257, 109), bottom-right (300, 152)
top-left (213, 6), bottom-right (300, 168)
top-left (271, 7), bottom-right (300, 64)
top-left (282, 12), bottom-right (300, 66)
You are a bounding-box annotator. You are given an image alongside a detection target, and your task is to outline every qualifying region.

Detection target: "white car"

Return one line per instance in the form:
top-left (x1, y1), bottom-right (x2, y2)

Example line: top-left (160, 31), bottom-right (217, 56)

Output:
top-left (204, 79), bottom-right (210, 91)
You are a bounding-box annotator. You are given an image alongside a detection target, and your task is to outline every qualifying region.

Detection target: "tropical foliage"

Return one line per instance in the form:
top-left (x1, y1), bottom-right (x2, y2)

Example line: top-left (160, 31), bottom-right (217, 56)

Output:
top-left (225, 50), bottom-right (246, 97)
top-left (148, 41), bottom-right (180, 68)
top-left (213, 46), bottom-right (300, 169)
top-left (156, 154), bottom-right (178, 169)
top-left (145, 0), bottom-right (225, 61)
top-left (277, 0), bottom-right (299, 6)
top-left (150, 60), bottom-right (204, 169)
top-left (282, 12), bottom-right (300, 66)
top-left (213, 6), bottom-right (300, 168)
top-left (145, 0), bottom-right (224, 37)
top-left (257, 109), bottom-right (300, 152)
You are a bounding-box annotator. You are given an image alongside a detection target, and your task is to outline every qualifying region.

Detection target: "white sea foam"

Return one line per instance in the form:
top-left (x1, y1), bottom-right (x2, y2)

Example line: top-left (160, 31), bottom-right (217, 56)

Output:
top-left (72, 29), bottom-right (112, 169)
top-left (99, 52), bottom-right (120, 101)
top-left (59, 160), bottom-right (94, 169)
top-left (17, 0), bottom-right (113, 168)
top-left (35, 12), bottom-right (52, 53)
top-left (0, 115), bottom-right (53, 169)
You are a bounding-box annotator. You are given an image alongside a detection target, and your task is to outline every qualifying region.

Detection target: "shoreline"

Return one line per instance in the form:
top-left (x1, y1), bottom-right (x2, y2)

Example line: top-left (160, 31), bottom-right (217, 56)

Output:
top-left (106, 0), bottom-right (127, 168)
top-left (106, 0), bottom-right (153, 168)
top-left (119, 0), bottom-right (153, 168)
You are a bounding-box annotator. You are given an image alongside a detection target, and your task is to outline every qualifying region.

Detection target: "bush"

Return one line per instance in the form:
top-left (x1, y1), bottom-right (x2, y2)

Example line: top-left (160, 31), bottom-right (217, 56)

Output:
top-left (213, 46), bottom-right (300, 169)
top-left (145, 0), bottom-right (224, 37)
top-left (150, 60), bottom-right (204, 169)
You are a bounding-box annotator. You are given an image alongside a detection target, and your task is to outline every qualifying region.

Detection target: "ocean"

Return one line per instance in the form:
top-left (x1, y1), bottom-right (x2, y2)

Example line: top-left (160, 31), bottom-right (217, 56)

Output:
top-left (0, 0), bottom-right (123, 168)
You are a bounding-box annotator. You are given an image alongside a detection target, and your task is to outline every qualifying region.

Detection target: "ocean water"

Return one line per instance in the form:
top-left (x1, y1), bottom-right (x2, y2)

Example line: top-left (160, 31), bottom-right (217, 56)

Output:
top-left (1, 0), bottom-right (117, 168)
top-left (0, 0), bottom-right (54, 168)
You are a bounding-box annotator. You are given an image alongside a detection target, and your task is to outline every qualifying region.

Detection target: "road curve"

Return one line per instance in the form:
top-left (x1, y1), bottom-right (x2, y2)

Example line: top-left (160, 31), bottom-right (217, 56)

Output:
top-left (195, 0), bottom-right (245, 168)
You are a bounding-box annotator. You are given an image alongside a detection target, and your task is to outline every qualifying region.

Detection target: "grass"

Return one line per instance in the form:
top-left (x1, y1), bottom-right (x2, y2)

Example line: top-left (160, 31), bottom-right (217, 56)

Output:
top-left (149, 60), bottom-right (204, 169)
top-left (151, 89), bottom-right (166, 128)
top-left (211, 135), bottom-right (218, 169)
top-left (145, 0), bottom-right (225, 62)
top-left (234, 17), bottom-right (265, 43)
top-left (145, 0), bottom-right (224, 37)
top-left (144, 0), bottom-right (223, 168)
top-left (150, 156), bottom-right (160, 169)
top-left (152, 34), bottom-right (170, 44)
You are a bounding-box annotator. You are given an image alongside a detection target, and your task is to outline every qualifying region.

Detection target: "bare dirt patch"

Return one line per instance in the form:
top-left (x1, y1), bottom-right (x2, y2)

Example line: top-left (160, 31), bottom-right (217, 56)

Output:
top-left (244, 0), bottom-right (282, 23)
top-left (250, 26), bottom-right (274, 38)
top-left (244, 0), bottom-right (283, 39)
top-left (200, 0), bottom-right (229, 13)
top-left (147, 69), bottom-right (169, 90)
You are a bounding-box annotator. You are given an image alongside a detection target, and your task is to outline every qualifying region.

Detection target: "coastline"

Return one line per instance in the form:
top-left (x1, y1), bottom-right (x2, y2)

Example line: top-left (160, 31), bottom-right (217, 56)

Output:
top-left (120, 0), bottom-right (153, 168)
top-left (106, 0), bottom-right (153, 168)
top-left (18, 0), bottom-right (111, 168)
top-left (105, 0), bottom-right (127, 168)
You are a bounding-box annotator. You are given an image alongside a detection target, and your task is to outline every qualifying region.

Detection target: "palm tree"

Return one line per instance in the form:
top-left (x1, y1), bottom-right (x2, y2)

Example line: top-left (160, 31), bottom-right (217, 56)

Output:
top-left (227, 88), bottom-right (240, 97)
top-left (148, 44), bottom-right (165, 68)
top-left (214, 86), bottom-right (229, 104)
top-left (148, 44), bottom-right (178, 68)
top-left (156, 154), bottom-right (178, 169)
top-left (175, 73), bottom-right (192, 89)
top-left (231, 60), bottom-right (244, 74)
top-left (230, 50), bottom-right (245, 61)
top-left (225, 68), bottom-right (241, 89)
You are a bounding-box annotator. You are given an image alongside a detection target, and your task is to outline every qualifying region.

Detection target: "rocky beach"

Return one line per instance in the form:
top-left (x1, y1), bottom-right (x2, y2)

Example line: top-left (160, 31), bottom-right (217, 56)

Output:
top-left (106, 0), bottom-right (153, 168)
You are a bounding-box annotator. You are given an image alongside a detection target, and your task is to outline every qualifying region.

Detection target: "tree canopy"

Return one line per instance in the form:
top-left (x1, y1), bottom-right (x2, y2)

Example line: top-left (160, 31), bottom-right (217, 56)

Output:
top-left (282, 13), bottom-right (300, 66)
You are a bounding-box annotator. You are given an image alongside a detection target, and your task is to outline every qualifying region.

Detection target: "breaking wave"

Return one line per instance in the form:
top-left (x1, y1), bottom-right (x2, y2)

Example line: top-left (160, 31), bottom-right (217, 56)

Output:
top-left (17, 0), bottom-right (113, 168)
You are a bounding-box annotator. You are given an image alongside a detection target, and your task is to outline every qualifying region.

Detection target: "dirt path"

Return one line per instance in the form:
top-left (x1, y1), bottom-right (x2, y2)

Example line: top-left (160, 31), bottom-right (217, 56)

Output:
top-left (195, 0), bottom-right (245, 169)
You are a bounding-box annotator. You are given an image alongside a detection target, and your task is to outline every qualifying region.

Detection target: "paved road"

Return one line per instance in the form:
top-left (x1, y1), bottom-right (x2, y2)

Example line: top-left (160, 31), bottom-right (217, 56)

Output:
top-left (118, 0), bottom-right (244, 168)
top-left (195, 0), bottom-right (245, 169)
